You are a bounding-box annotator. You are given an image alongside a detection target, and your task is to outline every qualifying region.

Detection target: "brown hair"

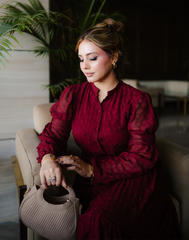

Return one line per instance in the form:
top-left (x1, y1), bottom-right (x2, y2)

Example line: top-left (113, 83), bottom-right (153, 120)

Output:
top-left (75, 18), bottom-right (128, 79)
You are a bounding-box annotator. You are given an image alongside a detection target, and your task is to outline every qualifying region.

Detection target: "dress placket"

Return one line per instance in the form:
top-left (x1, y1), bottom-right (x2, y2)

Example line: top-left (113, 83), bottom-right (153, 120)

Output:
top-left (93, 94), bottom-right (105, 154)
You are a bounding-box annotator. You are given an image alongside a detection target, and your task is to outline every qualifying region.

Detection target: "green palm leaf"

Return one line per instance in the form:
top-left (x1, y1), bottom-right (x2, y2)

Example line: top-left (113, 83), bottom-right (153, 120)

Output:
top-left (0, 52), bottom-right (10, 63)
top-left (43, 78), bottom-right (78, 98)
top-left (0, 12), bottom-right (32, 66)
top-left (0, 45), bottom-right (12, 57)
top-left (0, 0), bottom-right (126, 98)
top-left (0, 59), bottom-right (6, 68)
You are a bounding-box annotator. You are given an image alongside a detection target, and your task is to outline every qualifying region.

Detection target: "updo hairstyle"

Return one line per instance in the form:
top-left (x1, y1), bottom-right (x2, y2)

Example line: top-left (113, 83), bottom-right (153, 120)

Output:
top-left (76, 18), bottom-right (128, 79)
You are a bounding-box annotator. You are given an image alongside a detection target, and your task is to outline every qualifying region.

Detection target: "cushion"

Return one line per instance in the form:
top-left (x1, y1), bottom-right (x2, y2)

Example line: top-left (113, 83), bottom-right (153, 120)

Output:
top-left (33, 103), bottom-right (54, 134)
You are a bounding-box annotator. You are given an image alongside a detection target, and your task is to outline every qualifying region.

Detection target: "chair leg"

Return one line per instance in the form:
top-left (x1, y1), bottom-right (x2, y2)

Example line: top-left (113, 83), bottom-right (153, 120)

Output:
top-left (184, 97), bottom-right (187, 116)
top-left (177, 97), bottom-right (180, 112)
top-left (158, 93), bottom-right (161, 117)
top-left (19, 185), bottom-right (27, 240)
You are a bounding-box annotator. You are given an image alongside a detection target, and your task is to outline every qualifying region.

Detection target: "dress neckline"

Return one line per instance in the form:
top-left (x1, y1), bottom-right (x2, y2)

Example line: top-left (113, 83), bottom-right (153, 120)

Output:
top-left (91, 80), bottom-right (123, 97)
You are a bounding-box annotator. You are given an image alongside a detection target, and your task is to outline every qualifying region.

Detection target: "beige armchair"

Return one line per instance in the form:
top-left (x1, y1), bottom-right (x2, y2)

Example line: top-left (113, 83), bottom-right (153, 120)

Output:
top-left (13, 103), bottom-right (189, 239)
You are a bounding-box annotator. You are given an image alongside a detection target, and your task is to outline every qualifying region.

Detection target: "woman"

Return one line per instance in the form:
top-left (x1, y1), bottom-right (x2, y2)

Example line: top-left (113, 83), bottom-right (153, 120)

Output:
top-left (37, 18), bottom-right (180, 239)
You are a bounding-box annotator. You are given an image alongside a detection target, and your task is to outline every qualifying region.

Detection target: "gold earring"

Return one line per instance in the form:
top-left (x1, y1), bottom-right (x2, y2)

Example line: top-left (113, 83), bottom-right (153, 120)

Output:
top-left (113, 62), bottom-right (117, 69)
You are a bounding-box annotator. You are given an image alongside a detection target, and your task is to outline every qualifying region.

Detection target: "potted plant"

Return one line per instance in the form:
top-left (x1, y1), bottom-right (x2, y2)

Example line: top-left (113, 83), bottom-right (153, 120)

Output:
top-left (0, 6), bottom-right (32, 68)
top-left (0, 0), bottom-right (126, 100)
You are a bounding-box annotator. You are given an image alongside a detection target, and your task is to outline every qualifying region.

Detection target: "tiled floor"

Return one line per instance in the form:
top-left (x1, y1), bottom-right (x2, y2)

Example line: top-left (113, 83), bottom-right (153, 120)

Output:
top-left (0, 139), bottom-right (19, 240)
top-left (0, 219), bottom-right (19, 240)
top-left (0, 139), bottom-right (17, 223)
top-left (0, 101), bottom-right (188, 239)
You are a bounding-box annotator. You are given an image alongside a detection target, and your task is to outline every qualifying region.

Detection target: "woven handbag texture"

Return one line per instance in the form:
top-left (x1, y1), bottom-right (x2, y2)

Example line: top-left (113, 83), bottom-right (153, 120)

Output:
top-left (19, 185), bottom-right (80, 240)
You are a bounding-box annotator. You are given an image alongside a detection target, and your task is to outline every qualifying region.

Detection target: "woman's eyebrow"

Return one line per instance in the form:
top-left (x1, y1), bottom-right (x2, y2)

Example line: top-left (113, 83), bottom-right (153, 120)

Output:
top-left (78, 52), bottom-right (98, 57)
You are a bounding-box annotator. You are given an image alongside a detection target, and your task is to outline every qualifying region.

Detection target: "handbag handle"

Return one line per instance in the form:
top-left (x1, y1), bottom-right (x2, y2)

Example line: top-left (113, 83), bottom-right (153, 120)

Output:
top-left (41, 185), bottom-right (76, 202)
top-left (31, 185), bottom-right (78, 212)
top-left (63, 185), bottom-right (76, 201)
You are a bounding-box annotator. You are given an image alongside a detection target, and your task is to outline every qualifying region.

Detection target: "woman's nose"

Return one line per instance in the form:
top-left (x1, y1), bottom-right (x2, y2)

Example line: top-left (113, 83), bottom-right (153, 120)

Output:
top-left (82, 60), bottom-right (90, 69)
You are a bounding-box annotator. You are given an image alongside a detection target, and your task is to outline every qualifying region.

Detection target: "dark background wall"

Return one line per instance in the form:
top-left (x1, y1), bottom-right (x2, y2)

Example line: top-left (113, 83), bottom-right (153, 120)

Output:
top-left (106, 0), bottom-right (189, 80)
top-left (50, 0), bottom-right (189, 82)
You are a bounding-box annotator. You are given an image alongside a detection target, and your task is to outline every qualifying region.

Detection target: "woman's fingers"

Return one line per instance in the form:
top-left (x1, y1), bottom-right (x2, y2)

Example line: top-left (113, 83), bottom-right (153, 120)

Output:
top-left (40, 173), bottom-right (47, 189)
top-left (55, 155), bottom-right (91, 178)
top-left (56, 155), bottom-right (91, 178)
top-left (48, 168), bottom-right (56, 185)
top-left (40, 159), bottom-right (67, 188)
top-left (56, 155), bottom-right (74, 163)
top-left (67, 165), bottom-right (77, 171)
top-left (54, 167), bottom-right (62, 186)
top-left (56, 155), bottom-right (80, 167)
top-left (40, 170), bottom-right (49, 189)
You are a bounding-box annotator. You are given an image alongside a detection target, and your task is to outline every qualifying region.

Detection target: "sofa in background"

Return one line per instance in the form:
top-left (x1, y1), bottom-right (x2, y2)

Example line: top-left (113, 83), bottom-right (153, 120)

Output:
top-left (124, 79), bottom-right (189, 116)
top-left (13, 103), bottom-right (189, 239)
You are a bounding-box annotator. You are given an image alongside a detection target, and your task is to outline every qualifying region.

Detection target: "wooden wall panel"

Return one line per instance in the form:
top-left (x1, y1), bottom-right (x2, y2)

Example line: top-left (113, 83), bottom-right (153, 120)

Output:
top-left (0, 52), bottom-right (49, 139)
top-left (0, 0), bottom-right (49, 139)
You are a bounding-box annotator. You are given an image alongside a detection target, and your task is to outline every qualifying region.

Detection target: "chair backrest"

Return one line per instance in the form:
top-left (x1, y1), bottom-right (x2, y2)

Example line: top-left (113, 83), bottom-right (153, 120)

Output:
top-left (156, 136), bottom-right (189, 239)
top-left (33, 103), bottom-right (54, 134)
top-left (165, 81), bottom-right (189, 96)
top-left (139, 80), bottom-right (189, 97)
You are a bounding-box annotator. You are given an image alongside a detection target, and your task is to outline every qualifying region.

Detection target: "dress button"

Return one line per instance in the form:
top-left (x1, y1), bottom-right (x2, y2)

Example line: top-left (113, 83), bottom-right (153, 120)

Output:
top-left (98, 110), bottom-right (101, 113)
top-left (96, 127), bottom-right (98, 131)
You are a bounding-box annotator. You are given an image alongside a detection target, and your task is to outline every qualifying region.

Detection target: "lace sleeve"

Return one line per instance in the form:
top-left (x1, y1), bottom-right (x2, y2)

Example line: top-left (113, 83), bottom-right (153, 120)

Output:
top-left (36, 85), bottom-right (75, 163)
top-left (91, 92), bottom-right (159, 184)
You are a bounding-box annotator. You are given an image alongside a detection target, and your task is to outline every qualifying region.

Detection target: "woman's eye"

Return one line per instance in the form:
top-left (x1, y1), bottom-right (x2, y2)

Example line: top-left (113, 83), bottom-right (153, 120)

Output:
top-left (90, 57), bottom-right (97, 61)
top-left (79, 59), bottom-right (84, 62)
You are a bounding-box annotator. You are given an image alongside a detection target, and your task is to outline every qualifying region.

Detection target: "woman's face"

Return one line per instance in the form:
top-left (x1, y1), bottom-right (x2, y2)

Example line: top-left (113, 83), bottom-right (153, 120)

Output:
top-left (78, 39), bottom-right (115, 84)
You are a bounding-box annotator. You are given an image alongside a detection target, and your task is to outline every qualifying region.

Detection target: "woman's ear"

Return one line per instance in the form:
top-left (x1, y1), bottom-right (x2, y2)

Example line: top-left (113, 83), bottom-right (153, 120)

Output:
top-left (111, 51), bottom-right (119, 64)
top-left (111, 52), bottom-right (119, 69)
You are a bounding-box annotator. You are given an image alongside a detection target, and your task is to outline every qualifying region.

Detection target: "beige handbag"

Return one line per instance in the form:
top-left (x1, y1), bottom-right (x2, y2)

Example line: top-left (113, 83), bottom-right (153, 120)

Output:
top-left (19, 185), bottom-right (80, 240)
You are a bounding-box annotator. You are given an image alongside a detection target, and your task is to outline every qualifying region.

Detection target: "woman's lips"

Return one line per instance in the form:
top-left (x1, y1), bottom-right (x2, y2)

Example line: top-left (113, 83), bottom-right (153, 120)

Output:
top-left (85, 73), bottom-right (94, 77)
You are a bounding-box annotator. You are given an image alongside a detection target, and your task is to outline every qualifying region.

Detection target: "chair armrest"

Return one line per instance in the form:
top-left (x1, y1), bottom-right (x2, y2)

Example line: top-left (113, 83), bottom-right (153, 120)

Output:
top-left (156, 136), bottom-right (189, 238)
top-left (16, 128), bottom-right (41, 188)
top-left (16, 128), bottom-right (82, 189)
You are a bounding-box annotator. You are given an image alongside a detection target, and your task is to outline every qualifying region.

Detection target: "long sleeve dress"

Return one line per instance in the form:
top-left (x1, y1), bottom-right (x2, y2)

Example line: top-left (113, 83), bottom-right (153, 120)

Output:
top-left (37, 80), bottom-right (180, 239)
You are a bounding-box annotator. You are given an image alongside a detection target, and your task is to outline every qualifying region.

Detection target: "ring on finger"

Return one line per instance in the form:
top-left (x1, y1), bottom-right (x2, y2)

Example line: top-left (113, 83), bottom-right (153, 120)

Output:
top-left (49, 176), bottom-right (56, 183)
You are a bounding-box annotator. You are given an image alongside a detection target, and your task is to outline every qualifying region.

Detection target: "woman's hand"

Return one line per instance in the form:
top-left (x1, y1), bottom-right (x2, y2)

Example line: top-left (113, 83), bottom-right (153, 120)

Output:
top-left (55, 155), bottom-right (91, 178)
top-left (40, 158), bottom-right (67, 189)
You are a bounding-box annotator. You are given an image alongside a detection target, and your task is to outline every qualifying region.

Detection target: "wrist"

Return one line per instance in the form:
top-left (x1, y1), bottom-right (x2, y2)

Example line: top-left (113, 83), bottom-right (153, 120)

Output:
top-left (41, 154), bottom-right (55, 166)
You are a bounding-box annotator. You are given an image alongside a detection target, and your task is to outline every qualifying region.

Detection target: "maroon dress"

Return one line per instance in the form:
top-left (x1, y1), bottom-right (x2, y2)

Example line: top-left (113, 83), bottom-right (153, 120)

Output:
top-left (37, 80), bottom-right (180, 239)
